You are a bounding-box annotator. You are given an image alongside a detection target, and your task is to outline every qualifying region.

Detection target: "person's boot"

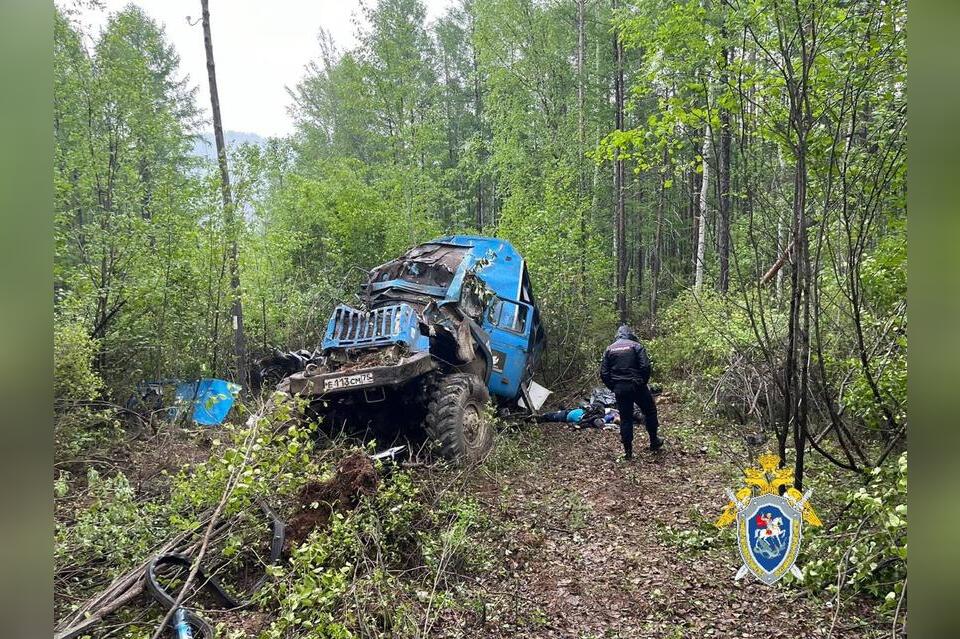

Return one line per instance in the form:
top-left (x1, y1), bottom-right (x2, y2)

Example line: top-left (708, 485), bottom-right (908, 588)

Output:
top-left (650, 435), bottom-right (664, 452)
top-left (623, 441), bottom-right (633, 460)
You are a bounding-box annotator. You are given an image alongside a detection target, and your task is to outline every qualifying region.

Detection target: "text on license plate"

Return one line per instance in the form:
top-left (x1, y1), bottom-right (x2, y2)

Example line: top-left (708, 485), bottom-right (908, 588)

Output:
top-left (323, 372), bottom-right (375, 392)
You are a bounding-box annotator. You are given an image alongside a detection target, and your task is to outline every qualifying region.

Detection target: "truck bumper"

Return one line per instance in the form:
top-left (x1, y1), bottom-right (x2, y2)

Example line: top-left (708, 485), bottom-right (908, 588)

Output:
top-left (280, 351), bottom-right (437, 398)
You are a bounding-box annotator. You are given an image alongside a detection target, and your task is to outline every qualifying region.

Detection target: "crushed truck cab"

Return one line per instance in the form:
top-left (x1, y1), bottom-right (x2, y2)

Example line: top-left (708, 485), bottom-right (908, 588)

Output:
top-left (274, 236), bottom-right (546, 462)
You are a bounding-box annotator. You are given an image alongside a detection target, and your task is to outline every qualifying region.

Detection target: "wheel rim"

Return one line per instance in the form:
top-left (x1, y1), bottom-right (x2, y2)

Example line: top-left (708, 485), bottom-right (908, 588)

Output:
top-left (462, 403), bottom-right (483, 448)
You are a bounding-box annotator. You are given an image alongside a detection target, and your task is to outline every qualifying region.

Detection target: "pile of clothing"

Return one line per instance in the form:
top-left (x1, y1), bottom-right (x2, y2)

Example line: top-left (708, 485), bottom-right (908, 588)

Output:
top-left (534, 387), bottom-right (644, 430)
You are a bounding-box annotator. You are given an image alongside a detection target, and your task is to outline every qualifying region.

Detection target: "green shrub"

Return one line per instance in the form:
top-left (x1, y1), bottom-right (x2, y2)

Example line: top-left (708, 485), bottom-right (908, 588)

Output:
top-left (54, 320), bottom-right (103, 403)
top-left (54, 320), bottom-right (119, 458)
top-left (802, 452), bottom-right (907, 607)
top-left (54, 408), bottom-right (123, 460)
top-left (55, 469), bottom-right (173, 613)
top-left (169, 396), bottom-right (321, 525)
top-left (842, 221), bottom-right (907, 431)
top-left (261, 467), bottom-right (485, 639)
top-left (843, 347), bottom-right (907, 431)
top-left (650, 289), bottom-right (756, 382)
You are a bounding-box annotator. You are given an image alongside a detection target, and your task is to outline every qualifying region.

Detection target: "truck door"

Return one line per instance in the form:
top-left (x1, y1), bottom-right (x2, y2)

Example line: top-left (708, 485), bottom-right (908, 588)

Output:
top-left (482, 296), bottom-right (533, 400)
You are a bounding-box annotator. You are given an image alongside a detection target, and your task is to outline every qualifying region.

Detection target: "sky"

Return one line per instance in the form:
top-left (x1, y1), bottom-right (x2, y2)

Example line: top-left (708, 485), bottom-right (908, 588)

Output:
top-left (68, 0), bottom-right (454, 138)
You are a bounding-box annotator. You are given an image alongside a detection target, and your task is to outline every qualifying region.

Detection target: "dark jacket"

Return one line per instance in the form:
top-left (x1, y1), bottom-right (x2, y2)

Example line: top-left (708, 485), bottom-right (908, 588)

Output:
top-left (600, 326), bottom-right (652, 389)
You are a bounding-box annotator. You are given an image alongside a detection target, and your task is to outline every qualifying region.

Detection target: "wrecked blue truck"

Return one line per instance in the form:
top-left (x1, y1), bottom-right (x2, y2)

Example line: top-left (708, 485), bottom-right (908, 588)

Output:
top-left (271, 236), bottom-right (547, 463)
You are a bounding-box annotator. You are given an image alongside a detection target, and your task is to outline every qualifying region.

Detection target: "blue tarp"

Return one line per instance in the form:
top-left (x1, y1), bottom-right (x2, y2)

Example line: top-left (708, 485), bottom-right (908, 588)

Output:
top-left (170, 378), bottom-right (241, 426)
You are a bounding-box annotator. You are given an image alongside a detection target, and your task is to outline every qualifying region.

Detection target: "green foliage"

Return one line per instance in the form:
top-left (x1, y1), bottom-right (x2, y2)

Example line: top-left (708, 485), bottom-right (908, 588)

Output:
top-left (803, 453), bottom-right (907, 607)
top-left (55, 409), bottom-right (123, 461)
top-left (169, 397), bottom-right (321, 523)
top-left (53, 318), bottom-right (120, 458)
top-left (54, 320), bottom-right (103, 402)
top-left (813, 217), bottom-right (907, 433)
top-left (262, 467), bottom-right (486, 638)
top-left (55, 388), bottom-right (487, 634)
top-left (55, 469), bottom-right (174, 609)
top-left (861, 221), bottom-right (907, 313)
top-left (498, 162), bottom-right (617, 386)
top-left (55, 6), bottom-right (216, 392)
top-left (485, 420), bottom-right (546, 473)
top-left (603, 0), bottom-right (716, 171)
top-left (844, 347), bottom-right (907, 432)
top-left (650, 289), bottom-right (758, 382)
top-left (659, 516), bottom-right (731, 553)
top-left (842, 222), bottom-right (908, 430)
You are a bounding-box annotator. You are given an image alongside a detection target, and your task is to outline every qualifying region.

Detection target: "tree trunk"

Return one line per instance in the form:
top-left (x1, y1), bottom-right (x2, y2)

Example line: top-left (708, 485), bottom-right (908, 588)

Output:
top-left (613, 0), bottom-right (628, 322)
top-left (635, 179), bottom-right (643, 305)
top-left (695, 124), bottom-right (711, 291)
top-left (689, 163), bottom-right (699, 278)
top-left (590, 37), bottom-right (602, 214)
top-left (576, 0), bottom-right (587, 291)
top-left (201, 0), bottom-right (246, 386)
top-left (787, 148), bottom-right (811, 489)
top-left (775, 150), bottom-right (786, 298)
top-left (779, 9), bottom-right (817, 490)
top-left (717, 48), bottom-right (732, 292)
top-left (651, 147), bottom-right (667, 317)
top-left (471, 15), bottom-right (484, 232)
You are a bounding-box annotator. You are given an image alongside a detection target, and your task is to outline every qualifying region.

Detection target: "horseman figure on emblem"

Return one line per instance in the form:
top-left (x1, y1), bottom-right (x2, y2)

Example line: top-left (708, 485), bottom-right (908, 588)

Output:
top-left (752, 511), bottom-right (786, 560)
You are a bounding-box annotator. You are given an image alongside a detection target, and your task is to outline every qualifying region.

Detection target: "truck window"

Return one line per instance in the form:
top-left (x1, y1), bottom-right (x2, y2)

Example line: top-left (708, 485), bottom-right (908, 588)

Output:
top-left (459, 273), bottom-right (490, 320)
top-left (488, 298), bottom-right (528, 334)
top-left (520, 264), bottom-right (534, 304)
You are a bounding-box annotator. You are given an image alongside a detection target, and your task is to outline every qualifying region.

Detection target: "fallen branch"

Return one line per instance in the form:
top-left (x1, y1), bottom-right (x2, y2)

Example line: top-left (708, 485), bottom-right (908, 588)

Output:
top-left (874, 422), bottom-right (907, 469)
top-left (147, 414), bottom-right (262, 639)
top-left (54, 525), bottom-right (204, 639)
top-left (56, 402), bottom-right (271, 639)
top-left (891, 577), bottom-right (907, 638)
top-left (759, 238), bottom-right (794, 286)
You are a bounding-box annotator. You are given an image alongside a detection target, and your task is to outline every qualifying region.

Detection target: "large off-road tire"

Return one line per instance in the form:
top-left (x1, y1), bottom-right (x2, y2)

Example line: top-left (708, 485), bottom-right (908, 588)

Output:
top-left (423, 373), bottom-right (493, 463)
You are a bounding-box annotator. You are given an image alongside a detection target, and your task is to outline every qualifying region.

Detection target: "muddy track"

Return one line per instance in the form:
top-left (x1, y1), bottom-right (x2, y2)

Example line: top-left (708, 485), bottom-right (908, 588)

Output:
top-left (465, 400), bottom-right (875, 639)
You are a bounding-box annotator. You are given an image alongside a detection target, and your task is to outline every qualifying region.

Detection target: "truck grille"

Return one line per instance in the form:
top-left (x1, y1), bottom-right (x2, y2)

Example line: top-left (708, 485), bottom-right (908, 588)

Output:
top-left (323, 304), bottom-right (419, 349)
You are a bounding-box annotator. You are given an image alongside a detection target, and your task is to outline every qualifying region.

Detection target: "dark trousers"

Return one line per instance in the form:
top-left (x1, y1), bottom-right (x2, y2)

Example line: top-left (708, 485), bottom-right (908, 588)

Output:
top-left (613, 382), bottom-right (659, 450)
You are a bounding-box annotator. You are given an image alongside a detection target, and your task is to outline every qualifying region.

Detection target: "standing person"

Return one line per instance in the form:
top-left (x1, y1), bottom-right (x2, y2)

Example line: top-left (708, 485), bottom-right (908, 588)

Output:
top-left (600, 325), bottom-right (663, 460)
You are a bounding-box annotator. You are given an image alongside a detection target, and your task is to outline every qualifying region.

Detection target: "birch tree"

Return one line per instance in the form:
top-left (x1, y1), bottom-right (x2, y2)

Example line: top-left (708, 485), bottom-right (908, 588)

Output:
top-left (695, 123), bottom-right (711, 291)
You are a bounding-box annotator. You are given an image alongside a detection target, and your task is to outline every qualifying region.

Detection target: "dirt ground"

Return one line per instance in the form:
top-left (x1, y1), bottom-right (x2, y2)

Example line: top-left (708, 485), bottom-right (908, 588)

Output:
top-left (56, 393), bottom-right (889, 638)
top-left (285, 451), bottom-right (379, 550)
top-left (461, 396), bottom-right (882, 639)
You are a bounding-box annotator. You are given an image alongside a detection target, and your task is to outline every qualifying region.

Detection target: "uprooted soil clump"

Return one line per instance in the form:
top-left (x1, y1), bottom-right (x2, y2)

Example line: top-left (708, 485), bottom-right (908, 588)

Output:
top-left (285, 451), bottom-right (379, 549)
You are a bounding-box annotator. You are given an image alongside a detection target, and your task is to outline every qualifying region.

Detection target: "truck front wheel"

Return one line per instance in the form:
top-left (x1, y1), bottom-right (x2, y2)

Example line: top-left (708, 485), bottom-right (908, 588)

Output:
top-left (424, 373), bottom-right (493, 463)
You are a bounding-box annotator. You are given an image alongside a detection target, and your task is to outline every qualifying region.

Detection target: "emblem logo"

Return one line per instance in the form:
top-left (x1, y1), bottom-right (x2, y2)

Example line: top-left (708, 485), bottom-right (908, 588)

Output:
top-left (715, 454), bottom-right (822, 585)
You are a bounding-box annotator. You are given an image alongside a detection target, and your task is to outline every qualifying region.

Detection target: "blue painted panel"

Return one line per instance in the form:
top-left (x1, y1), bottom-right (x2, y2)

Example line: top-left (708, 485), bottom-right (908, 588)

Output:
top-left (430, 236), bottom-right (536, 401)
top-left (171, 378), bottom-right (240, 426)
top-left (432, 235), bottom-right (524, 301)
top-left (481, 297), bottom-right (533, 399)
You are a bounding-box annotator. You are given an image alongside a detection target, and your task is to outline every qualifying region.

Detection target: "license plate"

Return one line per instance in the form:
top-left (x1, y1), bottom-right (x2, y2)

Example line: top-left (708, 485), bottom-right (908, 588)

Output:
top-left (323, 372), bottom-right (374, 392)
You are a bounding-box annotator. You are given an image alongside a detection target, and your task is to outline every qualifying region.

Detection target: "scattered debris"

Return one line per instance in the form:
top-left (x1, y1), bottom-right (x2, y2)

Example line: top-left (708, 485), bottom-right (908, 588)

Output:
top-left (325, 344), bottom-right (407, 373)
top-left (253, 349), bottom-right (316, 390)
top-left (745, 432), bottom-right (767, 447)
top-left (588, 386), bottom-right (618, 407)
top-left (125, 378), bottom-right (241, 427)
top-left (370, 445), bottom-right (407, 463)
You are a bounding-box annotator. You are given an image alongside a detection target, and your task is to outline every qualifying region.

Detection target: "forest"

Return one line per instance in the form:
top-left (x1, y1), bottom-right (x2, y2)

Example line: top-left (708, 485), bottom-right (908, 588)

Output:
top-left (54, 0), bottom-right (906, 637)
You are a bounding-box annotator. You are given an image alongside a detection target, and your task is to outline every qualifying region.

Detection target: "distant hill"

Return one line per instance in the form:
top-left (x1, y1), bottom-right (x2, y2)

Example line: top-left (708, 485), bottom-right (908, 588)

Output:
top-left (190, 130), bottom-right (267, 161)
